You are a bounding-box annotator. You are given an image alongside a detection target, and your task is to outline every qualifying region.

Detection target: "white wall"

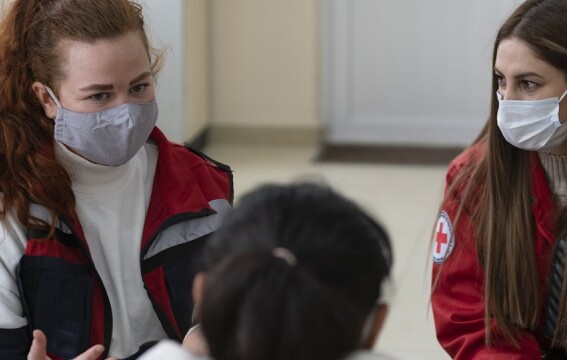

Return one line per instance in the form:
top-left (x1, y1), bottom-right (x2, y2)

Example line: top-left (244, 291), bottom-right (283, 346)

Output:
top-left (325, 0), bottom-right (526, 146)
top-left (144, 0), bottom-right (210, 144)
top-left (143, 0), bottom-right (185, 143)
top-left (210, 0), bottom-right (321, 131)
top-left (209, 0), bottom-right (529, 147)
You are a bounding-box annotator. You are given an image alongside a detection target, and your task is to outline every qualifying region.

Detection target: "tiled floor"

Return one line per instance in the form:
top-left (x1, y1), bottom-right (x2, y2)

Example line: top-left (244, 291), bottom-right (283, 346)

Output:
top-left (204, 142), bottom-right (452, 360)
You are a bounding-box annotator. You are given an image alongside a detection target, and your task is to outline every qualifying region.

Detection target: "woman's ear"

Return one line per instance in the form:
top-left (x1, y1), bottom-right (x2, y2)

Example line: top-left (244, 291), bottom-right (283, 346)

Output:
top-left (192, 272), bottom-right (207, 304)
top-left (362, 304), bottom-right (388, 349)
top-left (31, 81), bottom-right (58, 120)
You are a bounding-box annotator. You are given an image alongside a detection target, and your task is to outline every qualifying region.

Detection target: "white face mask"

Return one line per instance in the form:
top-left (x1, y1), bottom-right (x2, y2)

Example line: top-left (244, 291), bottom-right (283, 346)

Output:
top-left (496, 90), bottom-right (567, 151)
top-left (45, 86), bottom-right (158, 166)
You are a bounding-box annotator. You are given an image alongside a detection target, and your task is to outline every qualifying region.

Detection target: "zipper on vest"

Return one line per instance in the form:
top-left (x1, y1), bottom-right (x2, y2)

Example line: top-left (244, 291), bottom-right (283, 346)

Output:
top-left (59, 215), bottom-right (113, 359)
top-left (140, 209), bottom-right (214, 340)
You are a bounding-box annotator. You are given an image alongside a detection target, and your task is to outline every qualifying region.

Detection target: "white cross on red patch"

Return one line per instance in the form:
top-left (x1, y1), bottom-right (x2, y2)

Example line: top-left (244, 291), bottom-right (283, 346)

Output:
top-left (432, 211), bottom-right (455, 264)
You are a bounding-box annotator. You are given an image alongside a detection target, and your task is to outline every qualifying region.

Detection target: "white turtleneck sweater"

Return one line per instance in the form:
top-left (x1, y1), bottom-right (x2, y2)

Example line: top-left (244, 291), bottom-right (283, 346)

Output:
top-left (52, 140), bottom-right (168, 357)
top-left (538, 151), bottom-right (567, 206)
top-left (0, 141), bottom-right (169, 356)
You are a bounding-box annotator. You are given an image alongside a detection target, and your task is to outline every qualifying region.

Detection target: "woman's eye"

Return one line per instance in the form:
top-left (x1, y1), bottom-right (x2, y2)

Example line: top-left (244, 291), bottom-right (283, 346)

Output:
top-left (130, 84), bottom-right (148, 94)
top-left (496, 76), bottom-right (506, 87)
top-left (520, 81), bottom-right (538, 91)
top-left (89, 93), bottom-right (108, 102)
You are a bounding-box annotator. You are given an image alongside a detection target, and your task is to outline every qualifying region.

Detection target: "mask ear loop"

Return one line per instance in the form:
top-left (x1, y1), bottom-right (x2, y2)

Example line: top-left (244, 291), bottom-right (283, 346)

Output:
top-left (44, 86), bottom-right (63, 108)
top-left (559, 89), bottom-right (567, 103)
top-left (359, 278), bottom-right (394, 345)
top-left (359, 304), bottom-right (378, 346)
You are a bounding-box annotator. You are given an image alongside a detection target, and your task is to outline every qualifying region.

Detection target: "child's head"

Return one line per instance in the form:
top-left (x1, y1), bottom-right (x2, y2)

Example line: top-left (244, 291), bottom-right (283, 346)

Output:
top-left (197, 183), bottom-right (393, 360)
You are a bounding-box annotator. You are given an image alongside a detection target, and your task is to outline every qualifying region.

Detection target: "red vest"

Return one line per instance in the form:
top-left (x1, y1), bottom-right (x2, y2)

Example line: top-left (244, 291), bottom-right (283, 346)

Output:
top-left (16, 128), bottom-right (233, 359)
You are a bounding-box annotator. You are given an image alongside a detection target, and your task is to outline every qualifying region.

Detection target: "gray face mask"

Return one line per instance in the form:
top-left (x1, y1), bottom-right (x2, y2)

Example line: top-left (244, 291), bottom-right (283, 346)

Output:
top-left (45, 86), bottom-right (158, 166)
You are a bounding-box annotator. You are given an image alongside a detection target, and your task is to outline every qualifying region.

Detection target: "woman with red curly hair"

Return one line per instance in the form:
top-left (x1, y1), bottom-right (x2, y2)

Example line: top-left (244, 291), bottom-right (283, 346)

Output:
top-left (0, 1), bottom-right (233, 359)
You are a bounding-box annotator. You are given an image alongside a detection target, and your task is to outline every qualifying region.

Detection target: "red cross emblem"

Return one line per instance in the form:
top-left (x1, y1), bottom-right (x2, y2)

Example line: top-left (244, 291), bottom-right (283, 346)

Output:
top-left (435, 222), bottom-right (448, 254)
top-left (432, 211), bottom-right (454, 264)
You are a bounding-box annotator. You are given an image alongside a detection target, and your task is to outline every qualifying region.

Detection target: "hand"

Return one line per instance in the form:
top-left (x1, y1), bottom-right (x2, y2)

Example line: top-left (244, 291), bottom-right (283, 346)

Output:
top-left (28, 330), bottom-right (105, 360)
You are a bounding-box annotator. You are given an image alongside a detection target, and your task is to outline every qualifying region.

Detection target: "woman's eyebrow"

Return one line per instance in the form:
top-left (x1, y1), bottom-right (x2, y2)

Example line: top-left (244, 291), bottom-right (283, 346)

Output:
top-left (78, 72), bottom-right (152, 92)
top-left (512, 71), bottom-right (544, 80)
top-left (129, 71), bottom-right (152, 85)
top-left (79, 83), bottom-right (113, 92)
top-left (493, 68), bottom-right (544, 80)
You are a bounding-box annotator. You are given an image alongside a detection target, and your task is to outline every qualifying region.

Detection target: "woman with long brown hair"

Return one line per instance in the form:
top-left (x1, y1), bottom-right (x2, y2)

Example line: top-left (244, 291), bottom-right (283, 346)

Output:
top-left (0, 0), bottom-right (233, 359)
top-left (432, 0), bottom-right (567, 358)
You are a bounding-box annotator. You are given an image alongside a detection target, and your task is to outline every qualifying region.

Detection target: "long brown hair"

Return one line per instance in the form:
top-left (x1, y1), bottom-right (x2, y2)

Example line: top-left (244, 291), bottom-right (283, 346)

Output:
top-left (439, 0), bottom-right (567, 348)
top-left (0, 0), bottom-right (162, 232)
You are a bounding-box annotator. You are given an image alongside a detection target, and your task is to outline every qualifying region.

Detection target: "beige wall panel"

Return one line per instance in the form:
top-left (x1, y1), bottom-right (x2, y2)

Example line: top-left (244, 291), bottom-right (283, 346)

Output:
top-left (184, 0), bottom-right (210, 141)
top-left (210, 0), bottom-right (321, 130)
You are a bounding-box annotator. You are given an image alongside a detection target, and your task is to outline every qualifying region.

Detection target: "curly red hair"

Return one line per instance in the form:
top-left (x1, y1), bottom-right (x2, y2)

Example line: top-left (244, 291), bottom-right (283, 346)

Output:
top-left (0, 0), bottom-right (162, 232)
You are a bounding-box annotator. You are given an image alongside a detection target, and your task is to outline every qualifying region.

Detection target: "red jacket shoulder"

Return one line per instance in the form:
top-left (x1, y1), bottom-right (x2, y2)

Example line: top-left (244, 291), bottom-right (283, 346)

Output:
top-left (446, 141), bottom-right (485, 188)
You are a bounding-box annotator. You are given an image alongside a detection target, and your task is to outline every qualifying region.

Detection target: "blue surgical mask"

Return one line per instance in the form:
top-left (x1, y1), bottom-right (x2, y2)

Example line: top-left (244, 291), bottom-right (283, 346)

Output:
top-left (497, 90), bottom-right (567, 151)
top-left (45, 86), bottom-right (158, 166)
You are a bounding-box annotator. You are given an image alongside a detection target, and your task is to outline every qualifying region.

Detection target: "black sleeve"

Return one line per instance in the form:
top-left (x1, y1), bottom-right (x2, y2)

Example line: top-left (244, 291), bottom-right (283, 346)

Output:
top-left (0, 326), bottom-right (31, 360)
